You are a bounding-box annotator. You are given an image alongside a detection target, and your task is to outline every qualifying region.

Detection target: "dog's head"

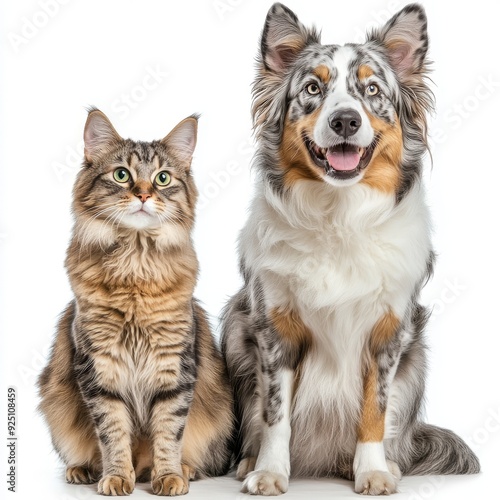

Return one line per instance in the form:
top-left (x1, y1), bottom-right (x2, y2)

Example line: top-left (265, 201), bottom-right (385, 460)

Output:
top-left (253, 3), bottom-right (433, 198)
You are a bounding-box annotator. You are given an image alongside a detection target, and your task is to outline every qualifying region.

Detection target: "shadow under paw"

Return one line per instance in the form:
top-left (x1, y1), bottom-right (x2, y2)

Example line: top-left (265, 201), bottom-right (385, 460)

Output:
top-left (136, 467), bottom-right (151, 483)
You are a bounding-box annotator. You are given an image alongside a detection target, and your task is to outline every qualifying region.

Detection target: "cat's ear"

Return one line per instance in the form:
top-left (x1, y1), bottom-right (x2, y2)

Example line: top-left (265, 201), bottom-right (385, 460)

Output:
top-left (83, 108), bottom-right (122, 161)
top-left (162, 115), bottom-right (198, 168)
top-left (368, 4), bottom-right (428, 84)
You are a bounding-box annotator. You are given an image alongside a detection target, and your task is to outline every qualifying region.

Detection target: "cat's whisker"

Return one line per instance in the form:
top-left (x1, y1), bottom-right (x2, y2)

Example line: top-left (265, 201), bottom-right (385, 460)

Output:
top-left (156, 214), bottom-right (166, 230)
top-left (98, 208), bottom-right (126, 251)
top-left (78, 201), bottom-right (123, 217)
top-left (167, 209), bottom-right (193, 231)
top-left (79, 207), bottom-right (123, 255)
top-left (76, 207), bottom-right (120, 262)
top-left (158, 211), bottom-right (186, 230)
top-left (77, 205), bottom-right (121, 243)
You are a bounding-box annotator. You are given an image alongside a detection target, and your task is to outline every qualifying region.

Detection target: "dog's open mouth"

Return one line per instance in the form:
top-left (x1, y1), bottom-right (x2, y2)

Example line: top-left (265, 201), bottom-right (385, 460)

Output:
top-left (305, 136), bottom-right (377, 180)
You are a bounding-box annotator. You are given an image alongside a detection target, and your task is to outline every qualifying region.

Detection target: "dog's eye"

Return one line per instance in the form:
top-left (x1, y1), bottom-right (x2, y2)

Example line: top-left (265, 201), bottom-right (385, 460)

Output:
top-left (305, 83), bottom-right (321, 95)
top-left (366, 84), bottom-right (379, 96)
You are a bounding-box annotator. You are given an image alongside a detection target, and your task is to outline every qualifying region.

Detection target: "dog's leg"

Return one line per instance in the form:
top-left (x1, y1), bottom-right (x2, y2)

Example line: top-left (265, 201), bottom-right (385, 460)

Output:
top-left (353, 310), bottom-right (402, 495)
top-left (241, 306), bottom-right (311, 496)
top-left (242, 368), bottom-right (293, 496)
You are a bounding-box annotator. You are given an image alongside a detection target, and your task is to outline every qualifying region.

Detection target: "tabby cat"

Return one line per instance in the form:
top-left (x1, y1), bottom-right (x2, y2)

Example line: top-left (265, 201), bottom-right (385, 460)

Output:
top-left (38, 109), bottom-right (234, 496)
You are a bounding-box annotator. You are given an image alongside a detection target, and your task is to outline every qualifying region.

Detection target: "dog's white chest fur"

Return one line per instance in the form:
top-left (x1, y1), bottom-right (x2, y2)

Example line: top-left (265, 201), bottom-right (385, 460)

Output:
top-left (240, 181), bottom-right (432, 473)
top-left (242, 181), bottom-right (431, 315)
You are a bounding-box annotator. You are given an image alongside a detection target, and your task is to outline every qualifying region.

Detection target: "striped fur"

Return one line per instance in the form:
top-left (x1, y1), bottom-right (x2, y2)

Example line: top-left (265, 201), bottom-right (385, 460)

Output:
top-left (221, 3), bottom-right (479, 496)
top-left (38, 109), bottom-right (234, 496)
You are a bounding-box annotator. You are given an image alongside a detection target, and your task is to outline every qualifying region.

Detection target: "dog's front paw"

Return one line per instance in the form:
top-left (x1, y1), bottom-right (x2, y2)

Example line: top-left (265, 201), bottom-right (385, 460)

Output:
top-left (98, 474), bottom-right (135, 496)
top-left (354, 470), bottom-right (398, 495)
top-left (242, 470), bottom-right (288, 496)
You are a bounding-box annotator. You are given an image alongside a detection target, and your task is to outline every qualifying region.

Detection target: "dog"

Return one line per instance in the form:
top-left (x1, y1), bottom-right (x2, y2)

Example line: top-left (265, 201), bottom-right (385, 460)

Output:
top-left (221, 3), bottom-right (480, 495)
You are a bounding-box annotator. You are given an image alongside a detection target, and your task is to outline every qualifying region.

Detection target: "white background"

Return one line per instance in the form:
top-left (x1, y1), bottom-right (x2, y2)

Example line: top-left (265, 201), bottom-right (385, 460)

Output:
top-left (1, 0), bottom-right (499, 498)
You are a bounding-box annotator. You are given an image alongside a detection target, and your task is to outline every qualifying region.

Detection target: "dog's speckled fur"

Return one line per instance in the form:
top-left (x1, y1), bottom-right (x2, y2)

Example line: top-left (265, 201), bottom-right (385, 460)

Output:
top-left (221, 3), bottom-right (479, 496)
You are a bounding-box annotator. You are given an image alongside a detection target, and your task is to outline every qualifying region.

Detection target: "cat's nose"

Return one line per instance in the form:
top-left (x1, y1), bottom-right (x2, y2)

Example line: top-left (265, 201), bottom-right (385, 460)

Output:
top-left (136, 193), bottom-right (152, 203)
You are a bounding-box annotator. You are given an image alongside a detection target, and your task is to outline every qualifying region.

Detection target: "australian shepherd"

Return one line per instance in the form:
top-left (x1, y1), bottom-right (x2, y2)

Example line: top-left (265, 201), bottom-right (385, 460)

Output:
top-left (221, 2), bottom-right (479, 496)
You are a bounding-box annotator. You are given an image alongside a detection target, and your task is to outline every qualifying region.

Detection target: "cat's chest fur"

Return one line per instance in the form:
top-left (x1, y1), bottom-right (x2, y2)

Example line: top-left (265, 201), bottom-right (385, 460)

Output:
top-left (69, 234), bottom-right (196, 322)
top-left (68, 235), bottom-right (197, 421)
top-left (117, 320), bottom-right (187, 427)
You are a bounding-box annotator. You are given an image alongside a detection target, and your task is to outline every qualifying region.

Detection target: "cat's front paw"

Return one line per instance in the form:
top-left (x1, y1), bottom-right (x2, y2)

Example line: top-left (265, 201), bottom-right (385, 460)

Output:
top-left (152, 473), bottom-right (189, 496)
top-left (98, 474), bottom-right (135, 495)
top-left (236, 457), bottom-right (257, 480)
top-left (66, 466), bottom-right (99, 484)
top-left (354, 470), bottom-right (398, 495)
top-left (241, 470), bottom-right (288, 496)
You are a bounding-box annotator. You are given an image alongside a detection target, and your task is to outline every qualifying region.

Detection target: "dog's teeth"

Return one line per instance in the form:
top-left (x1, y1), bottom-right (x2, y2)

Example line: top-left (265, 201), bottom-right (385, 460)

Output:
top-left (321, 148), bottom-right (327, 155)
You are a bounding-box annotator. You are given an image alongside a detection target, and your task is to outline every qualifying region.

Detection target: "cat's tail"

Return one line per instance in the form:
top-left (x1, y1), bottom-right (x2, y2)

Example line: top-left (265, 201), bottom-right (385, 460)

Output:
top-left (404, 423), bottom-right (480, 475)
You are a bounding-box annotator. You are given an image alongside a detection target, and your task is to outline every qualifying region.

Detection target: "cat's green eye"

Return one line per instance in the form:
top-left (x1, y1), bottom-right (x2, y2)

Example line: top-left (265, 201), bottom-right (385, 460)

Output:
top-left (113, 168), bottom-right (131, 183)
top-left (155, 171), bottom-right (171, 187)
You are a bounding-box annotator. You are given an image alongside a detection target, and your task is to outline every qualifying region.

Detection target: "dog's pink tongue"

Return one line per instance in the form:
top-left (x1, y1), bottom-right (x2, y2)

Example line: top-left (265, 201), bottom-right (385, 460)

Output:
top-left (326, 151), bottom-right (360, 171)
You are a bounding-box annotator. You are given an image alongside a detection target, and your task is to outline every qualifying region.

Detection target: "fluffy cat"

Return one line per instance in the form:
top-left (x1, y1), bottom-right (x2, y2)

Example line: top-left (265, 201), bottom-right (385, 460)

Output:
top-left (38, 109), bottom-right (234, 496)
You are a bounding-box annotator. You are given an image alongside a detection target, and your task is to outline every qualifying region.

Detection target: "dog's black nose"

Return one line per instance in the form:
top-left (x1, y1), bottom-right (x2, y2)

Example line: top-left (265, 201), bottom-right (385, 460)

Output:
top-left (329, 109), bottom-right (362, 138)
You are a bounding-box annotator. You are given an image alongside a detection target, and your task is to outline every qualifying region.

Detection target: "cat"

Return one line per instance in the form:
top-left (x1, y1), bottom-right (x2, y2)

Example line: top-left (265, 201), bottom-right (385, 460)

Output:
top-left (38, 109), bottom-right (234, 496)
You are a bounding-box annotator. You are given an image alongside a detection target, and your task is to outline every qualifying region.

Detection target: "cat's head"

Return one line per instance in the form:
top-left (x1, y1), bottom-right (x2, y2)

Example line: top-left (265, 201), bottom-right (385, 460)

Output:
top-left (73, 108), bottom-right (198, 247)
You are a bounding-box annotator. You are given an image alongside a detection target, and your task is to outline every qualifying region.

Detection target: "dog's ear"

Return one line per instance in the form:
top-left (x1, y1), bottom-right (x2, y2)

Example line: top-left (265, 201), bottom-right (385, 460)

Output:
top-left (368, 3), bottom-right (429, 83)
top-left (260, 3), bottom-right (320, 74)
